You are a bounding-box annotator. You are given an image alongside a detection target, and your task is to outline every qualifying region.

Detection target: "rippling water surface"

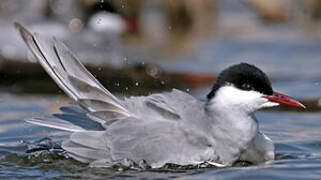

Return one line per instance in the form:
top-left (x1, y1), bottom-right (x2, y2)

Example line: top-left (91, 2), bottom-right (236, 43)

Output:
top-left (1, 79), bottom-right (321, 179)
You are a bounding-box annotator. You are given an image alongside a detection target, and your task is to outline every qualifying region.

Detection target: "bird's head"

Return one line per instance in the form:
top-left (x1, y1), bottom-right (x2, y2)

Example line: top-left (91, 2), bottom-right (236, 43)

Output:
top-left (207, 63), bottom-right (305, 114)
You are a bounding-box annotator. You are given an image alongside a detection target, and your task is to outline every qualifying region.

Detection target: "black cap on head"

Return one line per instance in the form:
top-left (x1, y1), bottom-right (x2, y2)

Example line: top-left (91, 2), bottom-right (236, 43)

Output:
top-left (207, 63), bottom-right (273, 99)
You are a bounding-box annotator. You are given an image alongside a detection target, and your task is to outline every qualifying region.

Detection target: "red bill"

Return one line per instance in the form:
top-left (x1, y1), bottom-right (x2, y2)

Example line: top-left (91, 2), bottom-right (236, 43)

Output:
top-left (263, 92), bottom-right (306, 108)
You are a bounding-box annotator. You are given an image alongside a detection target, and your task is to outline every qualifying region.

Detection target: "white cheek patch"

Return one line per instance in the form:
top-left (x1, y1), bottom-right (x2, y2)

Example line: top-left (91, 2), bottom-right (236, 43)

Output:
top-left (210, 85), bottom-right (278, 112)
top-left (216, 86), bottom-right (262, 103)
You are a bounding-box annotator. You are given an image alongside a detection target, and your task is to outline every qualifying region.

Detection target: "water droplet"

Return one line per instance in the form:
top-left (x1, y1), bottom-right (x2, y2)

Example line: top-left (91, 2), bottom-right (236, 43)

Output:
top-left (69, 18), bottom-right (84, 33)
top-left (118, 167), bottom-right (124, 172)
top-left (135, 82), bottom-right (139, 86)
top-left (146, 66), bottom-right (159, 78)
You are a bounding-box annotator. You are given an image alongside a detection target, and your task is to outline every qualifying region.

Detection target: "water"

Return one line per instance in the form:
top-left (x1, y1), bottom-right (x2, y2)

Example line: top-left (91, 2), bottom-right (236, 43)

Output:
top-left (1, 78), bottom-right (321, 180)
top-left (0, 97), bottom-right (321, 179)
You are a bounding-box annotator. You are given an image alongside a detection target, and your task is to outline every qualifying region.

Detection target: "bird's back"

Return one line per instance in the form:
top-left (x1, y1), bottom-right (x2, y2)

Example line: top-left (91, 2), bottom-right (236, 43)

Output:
top-left (123, 89), bottom-right (205, 123)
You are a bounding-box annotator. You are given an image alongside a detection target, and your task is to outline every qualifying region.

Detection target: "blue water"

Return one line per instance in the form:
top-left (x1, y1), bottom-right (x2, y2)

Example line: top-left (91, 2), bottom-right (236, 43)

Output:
top-left (1, 81), bottom-right (321, 179)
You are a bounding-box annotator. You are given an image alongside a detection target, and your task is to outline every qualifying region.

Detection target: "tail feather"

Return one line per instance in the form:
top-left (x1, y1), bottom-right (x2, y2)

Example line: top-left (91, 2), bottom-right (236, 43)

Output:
top-left (26, 117), bottom-right (87, 132)
top-left (25, 103), bottom-right (106, 132)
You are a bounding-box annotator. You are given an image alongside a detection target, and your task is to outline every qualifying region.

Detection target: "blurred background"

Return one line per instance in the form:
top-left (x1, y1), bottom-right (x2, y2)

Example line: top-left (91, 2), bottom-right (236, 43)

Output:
top-left (0, 0), bottom-right (321, 100)
top-left (2, 0), bottom-right (321, 179)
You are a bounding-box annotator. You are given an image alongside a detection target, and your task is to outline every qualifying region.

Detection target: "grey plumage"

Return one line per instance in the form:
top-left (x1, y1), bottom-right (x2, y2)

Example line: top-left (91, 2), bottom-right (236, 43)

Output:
top-left (16, 23), bottom-right (274, 168)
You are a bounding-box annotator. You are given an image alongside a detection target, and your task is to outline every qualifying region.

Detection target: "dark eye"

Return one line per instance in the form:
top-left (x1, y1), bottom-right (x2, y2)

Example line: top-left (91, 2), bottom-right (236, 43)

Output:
top-left (241, 83), bottom-right (254, 91)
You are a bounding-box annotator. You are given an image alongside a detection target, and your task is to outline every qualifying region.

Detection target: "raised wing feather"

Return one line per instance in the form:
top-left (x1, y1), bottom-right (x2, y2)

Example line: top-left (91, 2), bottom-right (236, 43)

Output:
top-left (15, 23), bottom-right (132, 126)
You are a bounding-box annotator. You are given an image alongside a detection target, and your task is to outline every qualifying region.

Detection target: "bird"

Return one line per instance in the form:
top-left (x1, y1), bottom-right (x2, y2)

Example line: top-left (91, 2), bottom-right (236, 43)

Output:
top-left (15, 23), bottom-right (305, 168)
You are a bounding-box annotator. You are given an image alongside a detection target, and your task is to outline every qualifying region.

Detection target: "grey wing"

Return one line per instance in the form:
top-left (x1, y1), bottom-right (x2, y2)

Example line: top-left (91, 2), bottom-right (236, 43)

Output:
top-left (15, 23), bottom-right (132, 129)
top-left (124, 89), bottom-right (202, 122)
top-left (106, 118), bottom-right (217, 168)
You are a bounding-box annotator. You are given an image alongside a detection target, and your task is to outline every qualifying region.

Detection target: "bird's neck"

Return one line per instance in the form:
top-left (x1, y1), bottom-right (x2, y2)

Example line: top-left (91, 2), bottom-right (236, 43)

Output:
top-left (205, 97), bottom-right (259, 165)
